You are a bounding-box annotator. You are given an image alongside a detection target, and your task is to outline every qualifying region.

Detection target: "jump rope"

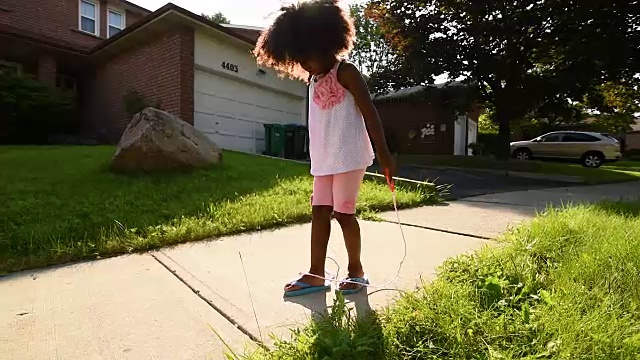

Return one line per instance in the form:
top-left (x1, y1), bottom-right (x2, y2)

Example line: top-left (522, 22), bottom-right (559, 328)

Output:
top-left (293, 169), bottom-right (408, 292)
top-left (231, 169), bottom-right (411, 347)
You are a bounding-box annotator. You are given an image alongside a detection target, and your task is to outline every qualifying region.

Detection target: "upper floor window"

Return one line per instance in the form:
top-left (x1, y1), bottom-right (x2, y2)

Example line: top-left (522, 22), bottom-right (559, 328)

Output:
top-left (79, 0), bottom-right (98, 35)
top-left (108, 9), bottom-right (125, 38)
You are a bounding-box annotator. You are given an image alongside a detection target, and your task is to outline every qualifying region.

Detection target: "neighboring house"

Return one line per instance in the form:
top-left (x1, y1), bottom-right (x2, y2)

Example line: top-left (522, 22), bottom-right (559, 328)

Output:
top-left (0, 1), bottom-right (307, 153)
top-left (373, 83), bottom-right (481, 156)
top-left (626, 118), bottom-right (640, 152)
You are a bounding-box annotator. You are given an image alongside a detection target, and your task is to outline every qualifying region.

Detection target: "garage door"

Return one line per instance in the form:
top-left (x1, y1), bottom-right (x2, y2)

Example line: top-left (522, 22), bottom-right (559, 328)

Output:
top-left (194, 70), bottom-right (304, 154)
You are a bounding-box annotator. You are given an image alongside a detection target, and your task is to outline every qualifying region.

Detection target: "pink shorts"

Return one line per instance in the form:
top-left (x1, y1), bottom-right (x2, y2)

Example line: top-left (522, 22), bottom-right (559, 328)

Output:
top-left (311, 169), bottom-right (366, 214)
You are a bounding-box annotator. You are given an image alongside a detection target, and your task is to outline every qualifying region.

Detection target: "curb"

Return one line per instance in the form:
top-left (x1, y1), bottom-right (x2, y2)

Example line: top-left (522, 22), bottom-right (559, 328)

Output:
top-left (401, 164), bottom-right (585, 184)
top-left (505, 171), bottom-right (585, 184)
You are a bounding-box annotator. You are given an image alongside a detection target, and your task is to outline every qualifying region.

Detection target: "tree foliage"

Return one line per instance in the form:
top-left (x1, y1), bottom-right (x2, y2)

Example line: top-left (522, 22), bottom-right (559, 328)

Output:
top-left (348, 2), bottom-right (393, 79)
top-left (202, 12), bottom-right (230, 24)
top-left (368, 0), bottom-right (640, 159)
top-left (526, 97), bottom-right (584, 133)
top-left (584, 80), bottom-right (640, 134)
top-left (478, 111), bottom-right (498, 134)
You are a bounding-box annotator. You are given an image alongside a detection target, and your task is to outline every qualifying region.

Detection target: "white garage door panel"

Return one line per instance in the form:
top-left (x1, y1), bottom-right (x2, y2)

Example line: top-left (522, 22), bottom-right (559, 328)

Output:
top-left (194, 69), bottom-right (304, 154)
top-left (195, 73), bottom-right (301, 119)
top-left (203, 133), bottom-right (254, 154)
top-left (194, 112), bottom-right (256, 138)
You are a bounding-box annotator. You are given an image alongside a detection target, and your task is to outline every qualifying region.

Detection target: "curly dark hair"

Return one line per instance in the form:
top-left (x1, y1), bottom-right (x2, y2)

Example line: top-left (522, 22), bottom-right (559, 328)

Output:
top-left (254, 0), bottom-right (355, 81)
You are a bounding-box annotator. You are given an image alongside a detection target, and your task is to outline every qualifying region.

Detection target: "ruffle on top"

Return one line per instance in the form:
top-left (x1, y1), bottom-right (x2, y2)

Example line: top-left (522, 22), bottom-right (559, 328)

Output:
top-left (312, 66), bottom-right (346, 110)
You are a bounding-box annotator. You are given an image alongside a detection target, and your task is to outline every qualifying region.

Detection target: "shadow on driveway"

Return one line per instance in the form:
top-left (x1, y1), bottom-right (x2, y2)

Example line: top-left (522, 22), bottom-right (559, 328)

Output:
top-left (369, 164), bottom-right (574, 200)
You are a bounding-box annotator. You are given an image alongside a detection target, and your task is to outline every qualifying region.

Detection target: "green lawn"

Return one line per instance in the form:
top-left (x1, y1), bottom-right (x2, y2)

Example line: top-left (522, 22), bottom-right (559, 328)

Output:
top-left (0, 146), bottom-right (439, 273)
top-left (244, 201), bottom-right (640, 359)
top-left (399, 154), bottom-right (640, 184)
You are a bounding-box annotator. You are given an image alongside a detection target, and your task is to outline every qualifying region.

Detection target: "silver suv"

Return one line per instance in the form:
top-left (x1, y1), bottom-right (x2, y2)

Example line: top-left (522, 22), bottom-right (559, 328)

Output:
top-left (510, 131), bottom-right (622, 168)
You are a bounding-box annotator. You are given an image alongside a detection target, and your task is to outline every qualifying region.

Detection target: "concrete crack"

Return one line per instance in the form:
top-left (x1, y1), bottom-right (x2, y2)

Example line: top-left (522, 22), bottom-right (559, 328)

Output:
top-left (150, 253), bottom-right (268, 351)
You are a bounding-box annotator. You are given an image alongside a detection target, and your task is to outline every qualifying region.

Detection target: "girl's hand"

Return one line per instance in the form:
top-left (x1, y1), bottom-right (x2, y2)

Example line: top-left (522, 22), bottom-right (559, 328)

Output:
top-left (379, 152), bottom-right (396, 186)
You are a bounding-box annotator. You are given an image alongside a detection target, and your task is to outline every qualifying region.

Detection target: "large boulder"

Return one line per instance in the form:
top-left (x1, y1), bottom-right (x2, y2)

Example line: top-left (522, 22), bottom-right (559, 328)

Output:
top-left (110, 107), bottom-right (222, 173)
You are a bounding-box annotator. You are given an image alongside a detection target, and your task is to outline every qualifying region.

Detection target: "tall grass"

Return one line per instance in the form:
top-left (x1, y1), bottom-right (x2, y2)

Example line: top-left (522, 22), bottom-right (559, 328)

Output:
top-left (241, 201), bottom-right (640, 359)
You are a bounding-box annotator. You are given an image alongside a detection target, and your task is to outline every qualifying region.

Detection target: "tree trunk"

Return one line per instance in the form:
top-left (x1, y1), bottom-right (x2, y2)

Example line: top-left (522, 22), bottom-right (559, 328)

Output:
top-left (495, 111), bottom-right (511, 161)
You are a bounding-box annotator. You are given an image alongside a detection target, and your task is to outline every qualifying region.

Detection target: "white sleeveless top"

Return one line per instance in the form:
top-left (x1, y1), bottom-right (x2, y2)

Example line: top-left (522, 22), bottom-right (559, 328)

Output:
top-left (308, 61), bottom-right (375, 176)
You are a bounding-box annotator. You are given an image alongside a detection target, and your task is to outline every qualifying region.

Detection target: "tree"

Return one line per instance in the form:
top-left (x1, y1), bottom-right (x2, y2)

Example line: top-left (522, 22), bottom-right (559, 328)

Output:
top-left (202, 12), bottom-right (230, 24)
top-left (583, 80), bottom-right (640, 134)
top-left (526, 96), bottom-right (584, 133)
top-left (348, 3), bottom-right (393, 84)
top-left (368, 0), bottom-right (640, 159)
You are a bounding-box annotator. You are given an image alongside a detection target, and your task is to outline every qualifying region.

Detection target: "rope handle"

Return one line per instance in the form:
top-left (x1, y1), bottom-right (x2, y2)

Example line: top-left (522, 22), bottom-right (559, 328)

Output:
top-left (384, 168), bottom-right (395, 193)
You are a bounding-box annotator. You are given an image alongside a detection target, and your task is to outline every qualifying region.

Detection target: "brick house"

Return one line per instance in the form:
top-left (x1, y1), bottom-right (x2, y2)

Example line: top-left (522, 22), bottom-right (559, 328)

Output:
top-left (0, 1), bottom-right (307, 152)
top-left (373, 83), bottom-right (481, 155)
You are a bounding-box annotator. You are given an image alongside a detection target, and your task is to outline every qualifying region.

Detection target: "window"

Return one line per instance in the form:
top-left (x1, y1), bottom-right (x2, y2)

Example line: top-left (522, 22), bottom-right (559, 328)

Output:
top-left (0, 60), bottom-right (22, 75)
top-left (79, 0), bottom-right (98, 35)
top-left (561, 133), bottom-right (599, 142)
top-left (108, 9), bottom-right (124, 38)
top-left (541, 134), bottom-right (562, 142)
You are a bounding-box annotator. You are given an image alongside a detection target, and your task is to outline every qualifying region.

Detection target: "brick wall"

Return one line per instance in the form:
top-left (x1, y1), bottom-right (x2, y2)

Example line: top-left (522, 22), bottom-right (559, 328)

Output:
top-left (0, 0), bottom-right (147, 51)
top-left (85, 27), bottom-right (195, 143)
top-left (37, 53), bottom-right (57, 86)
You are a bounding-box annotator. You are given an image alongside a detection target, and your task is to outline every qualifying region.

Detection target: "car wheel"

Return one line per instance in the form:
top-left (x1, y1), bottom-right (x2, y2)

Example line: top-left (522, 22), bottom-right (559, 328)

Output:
top-left (581, 152), bottom-right (604, 168)
top-left (513, 148), bottom-right (532, 161)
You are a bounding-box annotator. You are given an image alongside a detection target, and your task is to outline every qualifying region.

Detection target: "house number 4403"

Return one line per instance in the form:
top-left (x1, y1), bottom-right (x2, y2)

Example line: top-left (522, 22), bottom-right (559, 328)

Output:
top-left (221, 61), bottom-right (239, 73)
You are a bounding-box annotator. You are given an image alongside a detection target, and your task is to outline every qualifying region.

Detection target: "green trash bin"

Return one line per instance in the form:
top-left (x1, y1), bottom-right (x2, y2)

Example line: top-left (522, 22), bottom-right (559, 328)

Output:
top-left (294, 125), bottom-right (309, 160)
top-left (263, 124), bottom-right (273, 155)
top-left (267, 124), bottom-right (286, 158)
top-left (284, 124), bottom-right (309, 160)
top-left (284, 124), bottom-right (296, 159)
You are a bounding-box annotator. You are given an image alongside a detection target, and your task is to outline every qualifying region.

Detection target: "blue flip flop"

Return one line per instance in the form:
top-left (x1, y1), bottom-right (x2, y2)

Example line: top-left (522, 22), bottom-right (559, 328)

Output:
top-left (283, 280), bottom-right (331, 298)
top-left (336, 276), bottom-right (369, 295)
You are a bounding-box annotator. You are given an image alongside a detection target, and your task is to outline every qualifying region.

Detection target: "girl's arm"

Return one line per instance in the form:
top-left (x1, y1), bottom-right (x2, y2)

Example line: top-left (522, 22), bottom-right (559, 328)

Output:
top-left (337, 62), bottom-right (396, 179)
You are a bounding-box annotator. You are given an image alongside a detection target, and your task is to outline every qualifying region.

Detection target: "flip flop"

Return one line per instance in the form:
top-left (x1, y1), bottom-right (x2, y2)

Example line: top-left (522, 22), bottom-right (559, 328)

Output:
top-left (336, 276), bottom-right (369, 295)
top-left (283, 280), bottom-right (331, 298)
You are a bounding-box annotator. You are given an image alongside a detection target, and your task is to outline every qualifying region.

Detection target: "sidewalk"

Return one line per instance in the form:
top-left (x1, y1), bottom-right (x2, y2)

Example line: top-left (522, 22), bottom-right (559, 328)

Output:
top-left (2, 182), bottom-right (639, 359)
top-left (380, 181), bottom-right (640, 238)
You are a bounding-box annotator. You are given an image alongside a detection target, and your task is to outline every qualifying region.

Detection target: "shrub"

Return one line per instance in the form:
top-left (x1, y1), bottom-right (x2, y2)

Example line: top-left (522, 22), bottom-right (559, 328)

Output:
top-left (0, 72), bottom-right (78, 144)
top-left (477, 132), bottom-right (501, 156)
top-left (467, 142), bottom-right (484, 156)
top-left (122, 90), bottom-right (163, 120)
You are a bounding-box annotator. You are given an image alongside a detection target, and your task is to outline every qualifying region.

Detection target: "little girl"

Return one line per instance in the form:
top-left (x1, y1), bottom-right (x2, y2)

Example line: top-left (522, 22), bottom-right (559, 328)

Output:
top-left (254, 0), bottom-right (396, 296)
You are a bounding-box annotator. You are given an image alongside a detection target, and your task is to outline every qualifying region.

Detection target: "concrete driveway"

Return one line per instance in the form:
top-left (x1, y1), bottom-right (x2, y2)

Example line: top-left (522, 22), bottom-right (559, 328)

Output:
top-left (369, 164), bottom-right (572, 200)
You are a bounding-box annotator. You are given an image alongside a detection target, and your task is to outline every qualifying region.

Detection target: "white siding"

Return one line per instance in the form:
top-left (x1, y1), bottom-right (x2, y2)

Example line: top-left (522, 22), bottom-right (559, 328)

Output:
top-left (454, 115), bottom-right (464, 155)
top-left (193, 31), bottom-right (307, 154)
